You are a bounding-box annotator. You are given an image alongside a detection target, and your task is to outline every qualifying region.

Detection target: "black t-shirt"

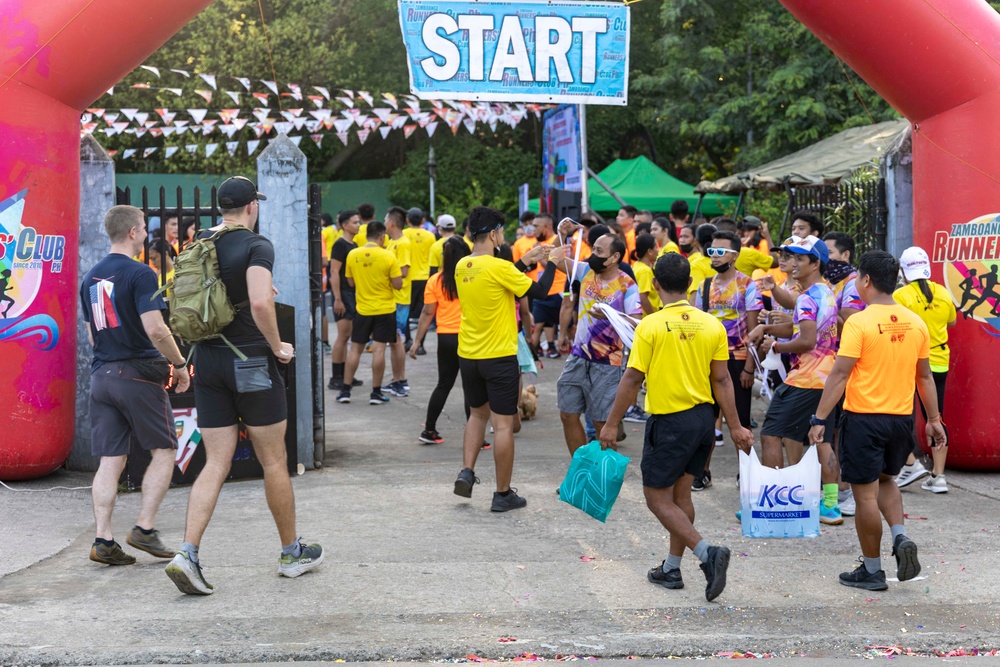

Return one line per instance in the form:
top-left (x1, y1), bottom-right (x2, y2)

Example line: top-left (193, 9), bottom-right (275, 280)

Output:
top-left (197, 226), bottom-right (275, 348)
top-left (330, 237), bottom-right (357, 293)
top-left (80, 253), bottom-right (166, 370)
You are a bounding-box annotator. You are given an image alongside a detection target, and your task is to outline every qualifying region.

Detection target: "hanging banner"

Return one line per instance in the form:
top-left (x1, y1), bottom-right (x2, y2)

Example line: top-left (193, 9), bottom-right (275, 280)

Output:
top-left (541, 103), bottom-right (582, 212)
top-left (398, 0), bottom-right (630, 105)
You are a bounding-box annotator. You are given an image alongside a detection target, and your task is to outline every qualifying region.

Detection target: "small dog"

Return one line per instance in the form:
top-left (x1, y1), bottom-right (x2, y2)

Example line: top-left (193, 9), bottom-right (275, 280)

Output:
top-left (519, 385), bottom-right (538, 420)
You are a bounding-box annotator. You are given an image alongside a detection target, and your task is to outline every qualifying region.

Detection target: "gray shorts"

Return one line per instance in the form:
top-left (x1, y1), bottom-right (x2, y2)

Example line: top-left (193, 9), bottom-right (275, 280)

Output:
top-left (90, 361), bottom-right (178, 458)
top-left (556, 355), bottom-right (623, 422)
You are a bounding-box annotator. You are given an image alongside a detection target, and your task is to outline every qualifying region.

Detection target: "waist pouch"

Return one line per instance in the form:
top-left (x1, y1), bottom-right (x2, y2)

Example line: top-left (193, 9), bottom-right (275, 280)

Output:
top-left (128, 357), bottom-right (171, 384)
top-left (234, 355), bottom-right (272, 393)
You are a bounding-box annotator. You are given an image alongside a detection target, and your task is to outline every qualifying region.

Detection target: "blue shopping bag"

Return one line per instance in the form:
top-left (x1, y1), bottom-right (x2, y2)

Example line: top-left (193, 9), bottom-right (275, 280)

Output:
top-left (559, 441), bottom-right (630, 522)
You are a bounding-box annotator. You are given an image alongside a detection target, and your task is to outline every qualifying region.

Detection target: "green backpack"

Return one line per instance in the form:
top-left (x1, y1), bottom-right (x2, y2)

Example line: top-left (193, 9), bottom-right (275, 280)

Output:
top-left (154, 225), bottom-right (249, 360)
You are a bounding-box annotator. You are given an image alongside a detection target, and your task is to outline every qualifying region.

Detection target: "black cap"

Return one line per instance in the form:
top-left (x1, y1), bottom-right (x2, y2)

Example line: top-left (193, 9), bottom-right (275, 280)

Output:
top-left (406, 207), bottom-right (423, 223)
top-left (218, 176), bottom-right (267, 208)
top-left (742, 215), bottom-right (762, 229)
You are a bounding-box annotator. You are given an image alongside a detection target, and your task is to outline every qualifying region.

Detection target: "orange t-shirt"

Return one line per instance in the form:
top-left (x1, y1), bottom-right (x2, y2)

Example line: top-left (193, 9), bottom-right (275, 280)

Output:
top-left (538, 235), bottom-right (567, 296)
top-left (423, 272), bottom-right (462, 334)
top-left (839, 303), bottom-right (930, 415)
top-left (624, 228), bottom-right (636, 264)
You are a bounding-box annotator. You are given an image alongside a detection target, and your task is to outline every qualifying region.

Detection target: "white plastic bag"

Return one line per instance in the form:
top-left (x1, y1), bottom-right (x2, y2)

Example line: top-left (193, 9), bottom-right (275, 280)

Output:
top-left (739, 446), bottom-right (821, 538)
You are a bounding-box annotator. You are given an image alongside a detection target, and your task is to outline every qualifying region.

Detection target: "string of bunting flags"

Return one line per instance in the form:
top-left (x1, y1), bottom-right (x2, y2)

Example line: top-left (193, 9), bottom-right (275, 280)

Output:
top-left (86, 65), bottom-right (551, 159)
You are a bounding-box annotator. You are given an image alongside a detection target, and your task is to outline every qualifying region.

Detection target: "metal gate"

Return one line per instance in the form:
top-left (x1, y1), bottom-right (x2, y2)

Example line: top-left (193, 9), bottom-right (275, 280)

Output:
top-left (782, 178), bottom-right (888, 253)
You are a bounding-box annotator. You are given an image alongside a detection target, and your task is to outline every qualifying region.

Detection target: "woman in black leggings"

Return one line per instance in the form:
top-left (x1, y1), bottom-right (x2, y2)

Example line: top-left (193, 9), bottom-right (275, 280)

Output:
top-left (410, 237), bottom-right (471, 444)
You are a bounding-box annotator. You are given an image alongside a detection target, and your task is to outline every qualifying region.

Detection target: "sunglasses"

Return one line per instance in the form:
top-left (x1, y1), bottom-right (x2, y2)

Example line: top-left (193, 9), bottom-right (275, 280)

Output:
top-left (706, 247), bottom-right (739, 258)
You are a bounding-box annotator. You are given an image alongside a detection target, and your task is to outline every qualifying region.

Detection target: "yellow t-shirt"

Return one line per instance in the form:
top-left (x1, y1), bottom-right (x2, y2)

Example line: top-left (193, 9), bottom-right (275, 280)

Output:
top-left (893, 281), bottom-right (956, 372)
top-left (657, 241), bottom-right (680, 257)
top-left (321, 225), bottom-right (342, 258)
top-left (628, 301), bottom-right (730, 414)
top-left (735, 246), bottom-right (774, 277)
top-left (403, 227), bottom-right (436, 281)
top-left (686, 251), bottom-right (715, 300)
top-left (633, 260), bottom-right (662, 313)
top-left (456, 255), bottom-right (535, 359)
top-left (429, 236), bottom-right (447, 270)
top-left (385, 235), bottom-right (412, 305)
top-left (356, 223), bottom-right (387, 248)
top-left (839, 303), bottom-right (931, 415)
top-left (344, 245), bottom-right (401, 317)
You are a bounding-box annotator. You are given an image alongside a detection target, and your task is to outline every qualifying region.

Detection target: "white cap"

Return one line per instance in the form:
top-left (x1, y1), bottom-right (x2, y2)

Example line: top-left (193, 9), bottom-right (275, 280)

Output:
top-left (436, 214), bottom-right (456, 229)
top-left (899, 246), bottom-right (931, 281)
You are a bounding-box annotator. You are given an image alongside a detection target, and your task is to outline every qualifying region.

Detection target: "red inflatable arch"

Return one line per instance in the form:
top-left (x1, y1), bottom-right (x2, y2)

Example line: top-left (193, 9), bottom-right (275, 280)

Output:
top-left (0, 0), bottom-right (212, 479)
top-left (780, 0), bottom-right (1000, 470)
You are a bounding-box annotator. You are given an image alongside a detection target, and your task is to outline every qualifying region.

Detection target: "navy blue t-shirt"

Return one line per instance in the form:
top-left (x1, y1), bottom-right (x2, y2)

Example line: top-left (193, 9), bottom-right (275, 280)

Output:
top-left (80, 253), bottom-right (166, 369)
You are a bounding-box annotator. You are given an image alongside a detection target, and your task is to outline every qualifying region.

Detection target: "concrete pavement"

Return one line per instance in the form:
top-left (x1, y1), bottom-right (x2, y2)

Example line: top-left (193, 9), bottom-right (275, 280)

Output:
top-left (2, 335), bottom-right (999, 665)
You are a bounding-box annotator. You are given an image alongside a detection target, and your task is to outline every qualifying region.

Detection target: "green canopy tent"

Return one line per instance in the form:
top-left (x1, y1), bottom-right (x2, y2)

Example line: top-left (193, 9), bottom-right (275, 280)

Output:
top-left (528, 156), bottom-right (737, 217)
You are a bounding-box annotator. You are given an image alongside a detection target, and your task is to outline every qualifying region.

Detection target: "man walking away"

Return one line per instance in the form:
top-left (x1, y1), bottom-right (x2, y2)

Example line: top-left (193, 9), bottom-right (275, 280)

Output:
top-left (384, 206), bottom-right (412, 395)
top-left (809, 250), bottom-right (946, 591)
top-left (165, 177), bottom-right (322, 595)
top-left (601, 253), bottom-right (754, 601)
top-left (82, 205), bottom-right (191, 566)
top-left (429, 213), bottom-right (459, 275)
top-left (404, 206), bottom-right (435, 355)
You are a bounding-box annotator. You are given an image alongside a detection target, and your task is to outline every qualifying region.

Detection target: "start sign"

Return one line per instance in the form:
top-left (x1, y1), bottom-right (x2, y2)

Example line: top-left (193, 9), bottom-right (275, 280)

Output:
top-left (398, 0), bottom-right (630, 105)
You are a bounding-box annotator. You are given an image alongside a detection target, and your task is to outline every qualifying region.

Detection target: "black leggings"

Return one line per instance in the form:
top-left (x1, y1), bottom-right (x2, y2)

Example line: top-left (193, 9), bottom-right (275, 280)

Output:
top-left (425, 333), bottom-right (470, 432)
top-left (914, 370), bottom-right (947, 455)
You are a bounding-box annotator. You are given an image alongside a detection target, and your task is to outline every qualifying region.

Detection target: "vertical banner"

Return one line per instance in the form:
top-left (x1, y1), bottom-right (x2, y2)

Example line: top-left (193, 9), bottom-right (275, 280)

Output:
top-left (542, 104), bottom-right (582, 214)
top-left (518, 183), bottom-right (530, 216)
top-left (398, 0), bottom-right (630, 105)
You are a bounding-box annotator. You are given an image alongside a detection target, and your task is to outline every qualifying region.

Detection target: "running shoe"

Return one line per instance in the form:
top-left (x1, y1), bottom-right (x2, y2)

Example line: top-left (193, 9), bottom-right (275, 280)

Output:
top-left (416, 345), bottom-right (427, 356)
top-left (545, 349), bottom-right (560, 359)
top-left (369, 390), bottom-right (390, 405)
top-left (838, 489), bottom-right (856, 517)
top-left (648, 563), bottom-right (684, 589)
top-left (327, 376), bottom-right (343, 390)
top-left (895, 461), bottom-right (930, 488)
top-left (419, 429), bottom-right (444, 445)
top-left (491, 488), bottom-right (527, 512)
top-left (336, 388), bottom-right (351, 404)
top-left (692, 471), bottom-right (712, 492)
top-left (700, 546), bottom-right (731, 601)
top-left (892, 534), bottom-right (921, 581)
top-left (920, 474), bottom-right (948, 494)
top-left (385, 381), bottom-right (409, 397)
top-left (126, 526), bottom-right (173, 559)
top-left (715, 431), bottom-right (724, 447)
top-left (277, 540), bottom-right (324, 578)
top-left (454, 467), bottom-right (479, 497)
top-left (839, 559), bottom-right (888, 591)
top-left (165, 552), bottom-right (214, 595)
top-left (481, 441), bottom-right (492, 450)
top-left (819, 503), bottom-right (844, 525)
top-left (89, 541), bottom-right (136, 566)
top-left (623, 406), bottom-right (649, 423)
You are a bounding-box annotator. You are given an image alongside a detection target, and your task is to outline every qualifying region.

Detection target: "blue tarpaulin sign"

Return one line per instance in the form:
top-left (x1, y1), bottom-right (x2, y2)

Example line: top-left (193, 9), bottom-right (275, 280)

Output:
top-left (398, 0), bottom-right (630, 105)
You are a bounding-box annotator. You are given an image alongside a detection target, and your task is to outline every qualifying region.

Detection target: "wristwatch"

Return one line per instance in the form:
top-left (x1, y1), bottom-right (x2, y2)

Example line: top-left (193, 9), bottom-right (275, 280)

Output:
top-left (809, 414), bottom-right (827, 426)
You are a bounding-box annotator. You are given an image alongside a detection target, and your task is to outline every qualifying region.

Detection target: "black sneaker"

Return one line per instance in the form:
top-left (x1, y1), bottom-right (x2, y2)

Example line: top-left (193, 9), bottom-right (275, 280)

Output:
top-left (491, 488), bottom-right (527, 512)
top-left (336, 389), bottom-right (351, 404)
top-left (416, 345), bottom-right (427, 356)
top-left (327, 376), bottom-right (343, 390)
top-left (839, 559), bottom-right (888, 591)
top-left (349, 377), bottom-right (363, 387)
top-left (385, 381), bottom-right (409, 397)
top-left (545, 349), bottom-right (560, 359)
top-left (454, 467), bottom-right (479, 497)
top-left (419, 429), bottom-right (444, 445)
top-left (892, 534), bottom-right (921, 581)
top-left (369, 390), bottom-right (390, 405)
top-left (700, 545), bottom-right (731, 601)
top-left (692, 471), bottom-right (712, 492)
top-left (648, 562), bottom-right (684, 589)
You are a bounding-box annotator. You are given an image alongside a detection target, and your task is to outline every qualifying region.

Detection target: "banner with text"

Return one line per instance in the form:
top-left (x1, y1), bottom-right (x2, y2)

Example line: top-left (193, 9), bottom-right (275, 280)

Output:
top-left (398, 0), bottom-right (630, 105)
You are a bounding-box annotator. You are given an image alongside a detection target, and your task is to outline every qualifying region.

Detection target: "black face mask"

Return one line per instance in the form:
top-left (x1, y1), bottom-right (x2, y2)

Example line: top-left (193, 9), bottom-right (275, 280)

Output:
top-left (824, 259), bottom-right (855, 285)
top-left (587, 254), bottom-right (609, 273)
top-left (712, 262), bottom-right (732, 274)
top-left (679, 243), bottom-right (693, 254)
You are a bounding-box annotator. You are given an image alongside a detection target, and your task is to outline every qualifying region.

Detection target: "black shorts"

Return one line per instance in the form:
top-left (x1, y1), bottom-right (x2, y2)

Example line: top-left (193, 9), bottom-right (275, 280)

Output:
top-left (193, 345), bottom-right (287, 428)
top-left (459, 355), bottom-right (520, 415)
top-left (641, 404), bottom-right (715, 489)
top-left (334, 290), bottom-right (357, 323)
top-left (351, 311), bottom-right (396, 344)
top-left (839, 411), bottom-right (916, 484)
top-left (761, 384), bottom-right (832, 443)
top-left (531, 293), bottom-right (563, 327)
top-left (89, 361), bottom-right (178, 457)
top-left (711, 357), bottom-right (753, 428)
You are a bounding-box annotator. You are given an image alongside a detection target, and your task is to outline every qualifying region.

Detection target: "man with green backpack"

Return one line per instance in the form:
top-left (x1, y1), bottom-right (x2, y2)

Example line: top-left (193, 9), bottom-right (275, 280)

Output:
top-left (164, 176), bottom-right (323, 596)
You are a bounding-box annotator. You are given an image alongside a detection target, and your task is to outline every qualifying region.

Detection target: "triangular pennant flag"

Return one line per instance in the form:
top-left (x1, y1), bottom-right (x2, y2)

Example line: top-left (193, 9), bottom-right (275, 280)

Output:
top-left (235, 77), bottom-right (251, 90)
top-left (218, 109), bottom-right (241, 123)
top-left (103, 112), bottom-right (120, 125)
top-left (464, 118), bottom-right (477, 135)
top-left (307, 95), bottom-right (325, 107)
top-left (251, 125), bottom-right (265, 138)
top-left (252, 109), bottom-right (271, 123)
top-left (287, 108), bottom-right (304, 117)
top-left (205, 143), bottom-right (218, 158)
top-left (313, 86), bottom-right (330, 100)
top-left (143, 120), bottom-right (158, 129)
top-left (309, 109), bottom-right (332, 121)
top-left (246, 139), bottom-right (261, 154)
top-left (274, 122), bottom-right (293, 135)
top-left (390, 114), bottom-right (408, 130)
top-left (120, 108), bottom-right (138, 122)
top-left (305, 120), bottom-right (321, 133)
top-left (292, 118), bottom-right (307, 131)
top-left (232, 118), bottom-right (249, 131)
top-left (289, 135), bottom-right (303, 146)
top-left (194, 90), bottom-right (213, 104)
top-left (162, 127), bottom-right (176, 137)
top-left (198, 73), bottom-right (217, 89)
top-left (332, 118), bottom-right (353, 133)
top-left (379, 126), bottom-right (392, 139)
top-left (261, 80), bottom-right (279, 95)
top-left (128, 128), bottom-right (141, 137)
top-left (155, 107), bottom-right (170, 120)
top-left (81, 122), bottom-right (98, 135)
top-left (336, 96), bottom-right (355, 108)
top-left (280, 110), bottom-right (296, 122)
top-left (131, 83), bottom-right (151, 90)
top-left (489, 120), bottom-right (498, 133)
top-left (430, 99), bottom-right (443, 109)
top-left (220, 124), bottom-right (238, 138)
top-left (225, 90), bottom-right (241, 105)
top-left (310, 133), bottom-right (323, 148)
top-left (170, 69), bottom-right (191, 77)
top-left (382, 93), bottom-right (398, 109)
top-left (165, 147), bottom-right (179, 158)
top-left (226, 141), bottom-right (239, 156)
top-left (322, 119), bottom-right (335, 130)
top-left (189, 109), bottom-right (208, 124)
top-left (252, 92), bottom-right (270, 106)
top-left (112, 121), bottom-right (129, 135)
top-left (336, 131), bottom-right (350, 146)
top-left (143, 147), bottom-right (158, 158)
top-left (425, 121), bottom-right (438, 138)
top-left (373, 108), bottom-right (393, 124)
top-left (140, 65), bottom-right (161, 77)
top-left (134, 112), bottom-right (150, 125)
top-left (122, 148), bottom-right (137, 159)
top-left (185, 144), bottom-right (199, 154)
top-left (165, 88), bottom-right (184, 97)
top-left (106, 149), bottom-right (118, 157)
top-left (174, 126), bottom-right (189, 136)
top-left (403, 124), bottom-right (417, 139)
top-left (149, 127), bottom-right (163, 137)
top-left (107, 87), bottom-right (114, 96)
top-left (358, 91), bottom-right (374, 106)
top-left (287, 84), bottom-right (303, 101)
top-left (80, 112), bottom-right (91, 125)
top-left (173, 119), bottom-right (189, 127)
top-left (86, 108), bottom-right (106, 116)
top-left (342, 89), bottom-right (355, 99)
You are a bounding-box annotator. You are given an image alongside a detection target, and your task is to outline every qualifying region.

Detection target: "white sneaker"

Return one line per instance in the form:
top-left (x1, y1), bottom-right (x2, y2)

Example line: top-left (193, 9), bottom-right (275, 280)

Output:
top-left (921, 474), bottom-right (949, 494)
top-left (838, 489), bottom-right (856, 516)
top-left (165, 552), bottom-right (214, 595)
top-left (895, 461), bottom-right (930, 488)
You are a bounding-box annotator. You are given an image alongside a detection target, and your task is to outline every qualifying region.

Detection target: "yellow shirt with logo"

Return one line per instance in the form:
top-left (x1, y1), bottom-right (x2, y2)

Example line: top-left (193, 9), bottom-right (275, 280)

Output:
top-left (385, 235), bottom-right (412, 305)
top-left (344, 245), bottom-right (400, 316)
top-left (456, 255), bottom-right (535, 359)
top-left (735, 246), bottom-right (774, 277)
top-left (356, 223), bottom-right (387, 249)
top-left (321, 225), bottom-right (342, 258)
top-left (686, 251), bottom-right (715, 300)
top-left (893, 281), bottom-right (956, 372)
top-left (403, 227), bottom-right (436, 281)
top-left (633, 260), bottom-right (662, 312)
top-left (657, 241), bottom-right (680, 257)
top-left (629, 301), bottom-right (730, 414)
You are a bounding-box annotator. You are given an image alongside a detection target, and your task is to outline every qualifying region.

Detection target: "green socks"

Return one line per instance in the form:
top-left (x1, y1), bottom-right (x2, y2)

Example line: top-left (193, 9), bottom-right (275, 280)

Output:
top-left (823, 483), bottom-right (839, 509)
